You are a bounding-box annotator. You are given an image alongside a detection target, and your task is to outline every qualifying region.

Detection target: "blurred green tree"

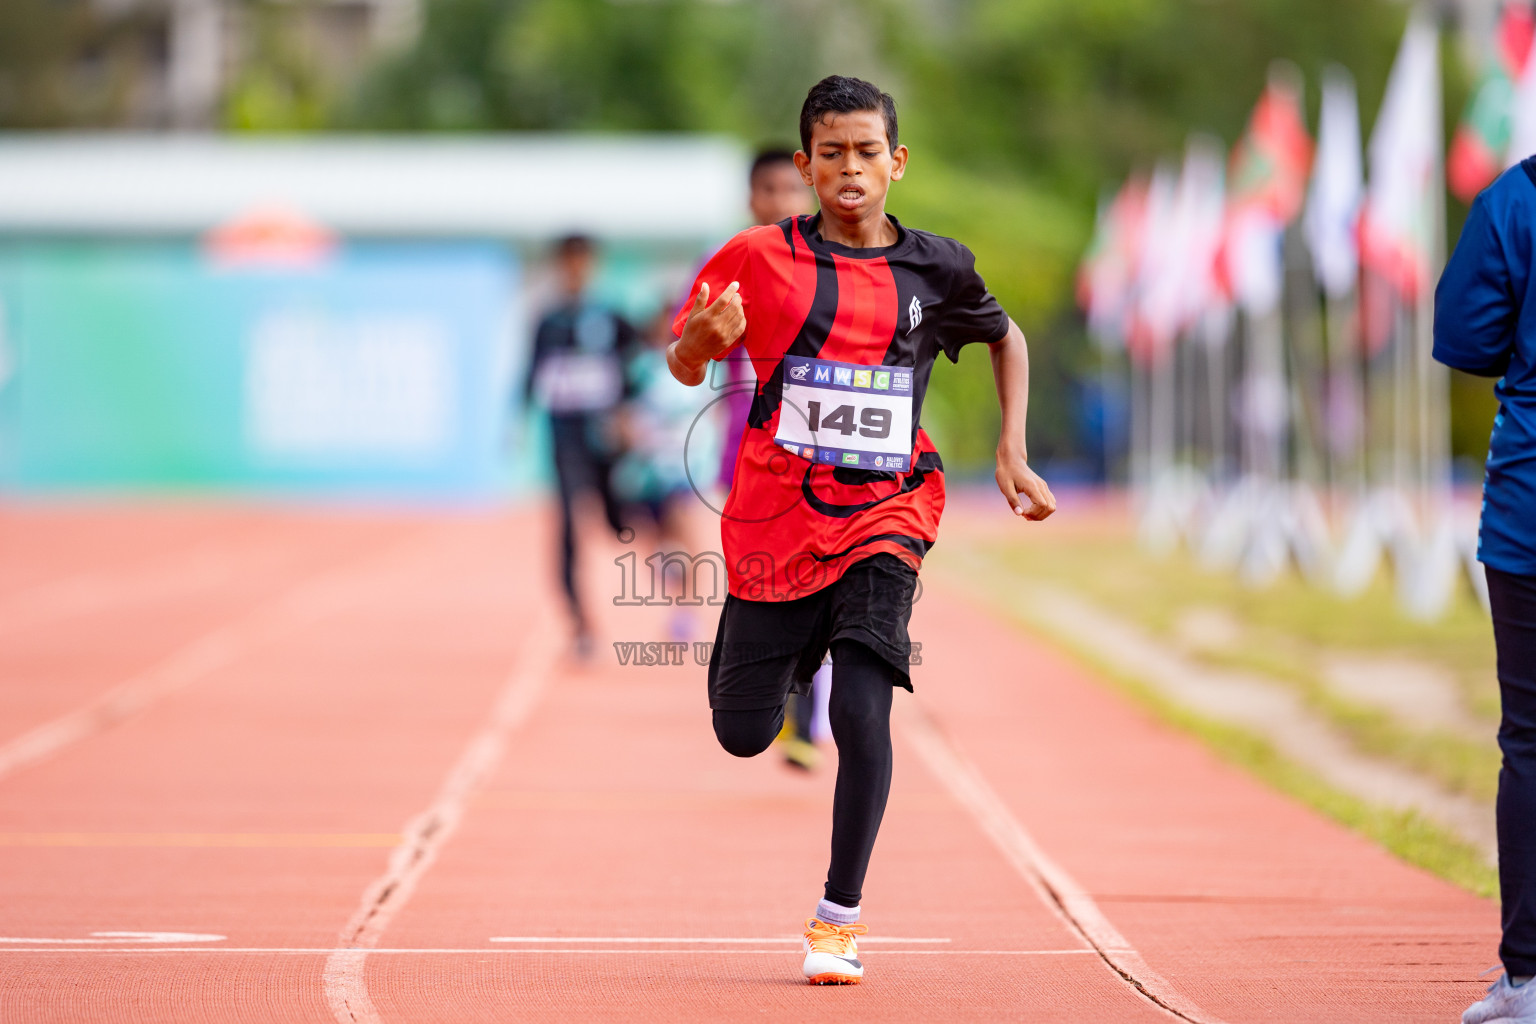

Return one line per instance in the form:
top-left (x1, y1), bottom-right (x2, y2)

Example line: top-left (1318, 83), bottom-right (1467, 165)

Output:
top-left (225, 1), bottom-right (334, 131)
top-left (335, 0), bottom-right (1440, 473)
top-left (0, 1), bottom-right (1473, 472)
top-left (0, 0), bottom-right (149, 127)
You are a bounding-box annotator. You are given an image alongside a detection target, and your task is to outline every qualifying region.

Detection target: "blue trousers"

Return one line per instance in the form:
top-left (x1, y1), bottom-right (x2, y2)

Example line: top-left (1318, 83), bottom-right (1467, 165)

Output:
top-left (1489, 567), bottom-right (1536, 975)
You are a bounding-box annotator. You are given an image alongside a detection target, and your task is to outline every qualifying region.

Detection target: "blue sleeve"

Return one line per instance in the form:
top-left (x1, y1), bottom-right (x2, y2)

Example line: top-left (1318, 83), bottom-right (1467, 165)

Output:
top-left (1434, 191), bottom-right (1517, 378)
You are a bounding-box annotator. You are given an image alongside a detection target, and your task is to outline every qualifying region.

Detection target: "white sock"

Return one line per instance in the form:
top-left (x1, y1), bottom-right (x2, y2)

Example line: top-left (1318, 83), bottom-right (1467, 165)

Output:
top-left (1512, 975), bottom-right (1533, 988)
top-left (815, 898), bottom-right (859, 926)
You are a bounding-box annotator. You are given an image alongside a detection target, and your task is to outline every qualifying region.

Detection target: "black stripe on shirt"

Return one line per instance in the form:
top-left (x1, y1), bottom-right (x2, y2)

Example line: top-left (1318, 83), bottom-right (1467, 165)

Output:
top-left (750, 227), bottom-right (840, 429)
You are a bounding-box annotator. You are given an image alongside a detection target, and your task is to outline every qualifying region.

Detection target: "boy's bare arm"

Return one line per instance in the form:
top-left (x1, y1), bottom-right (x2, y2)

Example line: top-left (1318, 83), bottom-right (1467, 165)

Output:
top-left (667, 281), bottom-right (746, 386)
top-left (989, 318), bottom-right (1056, 521)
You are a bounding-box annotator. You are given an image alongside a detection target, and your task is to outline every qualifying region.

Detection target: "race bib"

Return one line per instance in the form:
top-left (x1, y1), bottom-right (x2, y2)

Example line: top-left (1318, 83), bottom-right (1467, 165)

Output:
top-left (536, 352), bottom-right (623, 413)
top-left (775, 356), bottom-right (914, 472)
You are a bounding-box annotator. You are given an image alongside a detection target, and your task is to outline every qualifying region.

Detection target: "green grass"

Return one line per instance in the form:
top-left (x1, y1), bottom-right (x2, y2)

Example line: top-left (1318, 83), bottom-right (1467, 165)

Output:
top-left (934, 524), bottom-right (1501, 899)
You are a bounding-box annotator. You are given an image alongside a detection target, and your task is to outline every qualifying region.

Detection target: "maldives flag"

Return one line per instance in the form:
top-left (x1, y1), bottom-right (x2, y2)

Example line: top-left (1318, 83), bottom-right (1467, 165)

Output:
top-left (1227, 70), bottom-right (1314, 224)
top-left (1222, 69), bottom-right (1313, 315)
top-left (1448, 2), bottom-right (1534, 201)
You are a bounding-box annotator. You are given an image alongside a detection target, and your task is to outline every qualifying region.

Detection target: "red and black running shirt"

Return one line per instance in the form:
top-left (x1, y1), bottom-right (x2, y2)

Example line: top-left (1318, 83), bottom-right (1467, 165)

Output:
top-left (673, 213), bottom-right (1009, 602)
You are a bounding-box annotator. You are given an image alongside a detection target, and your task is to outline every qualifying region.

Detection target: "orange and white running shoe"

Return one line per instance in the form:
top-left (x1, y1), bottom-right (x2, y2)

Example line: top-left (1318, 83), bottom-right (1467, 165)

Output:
top-left (801, 917), bottom-right (868, 985)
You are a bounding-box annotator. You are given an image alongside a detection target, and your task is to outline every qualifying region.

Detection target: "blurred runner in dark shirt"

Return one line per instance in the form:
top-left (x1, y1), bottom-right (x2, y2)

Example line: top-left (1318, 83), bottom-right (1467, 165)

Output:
top-left (525, 234), bottom-right (637, 658)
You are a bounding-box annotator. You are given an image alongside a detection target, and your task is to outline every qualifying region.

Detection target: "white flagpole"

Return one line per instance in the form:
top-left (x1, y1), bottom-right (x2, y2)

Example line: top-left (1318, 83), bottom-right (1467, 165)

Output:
top-left (1203, 308), bottom-right (1233, 483)
top-left (1324, 289), bottom-right (1366, 504)
top-left (1360, 8), bottom-right (1445, 614)
top-left (1130, 349), bottom-right (1149, 508)
top-left (1410, 48), bottom-right (1456, 621)
top-left (1304, 64), bottom-right (1367, 516)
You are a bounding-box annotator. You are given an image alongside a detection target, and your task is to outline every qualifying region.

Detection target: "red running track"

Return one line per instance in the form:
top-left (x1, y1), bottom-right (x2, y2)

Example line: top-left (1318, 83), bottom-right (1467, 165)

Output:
top-left (0, 502), bottom-right (1498, 1022)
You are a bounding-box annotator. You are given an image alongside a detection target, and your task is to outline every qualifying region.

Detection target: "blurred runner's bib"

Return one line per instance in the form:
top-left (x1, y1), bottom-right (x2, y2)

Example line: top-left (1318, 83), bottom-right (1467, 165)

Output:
top-left (775, 356), bottom-right (914, 472)
top-left (535, 351), bottom-right (623, 413)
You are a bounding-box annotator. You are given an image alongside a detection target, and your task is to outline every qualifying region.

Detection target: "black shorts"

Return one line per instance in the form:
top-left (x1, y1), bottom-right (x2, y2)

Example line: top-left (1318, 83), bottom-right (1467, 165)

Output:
top-left (705, 553), bottom-right (918, 711)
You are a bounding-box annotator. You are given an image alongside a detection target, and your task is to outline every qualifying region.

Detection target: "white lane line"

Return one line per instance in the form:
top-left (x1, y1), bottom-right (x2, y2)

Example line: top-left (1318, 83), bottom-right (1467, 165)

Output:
top-left (0, 947), bottom-right (1098, 956)
top-left (0, 932), bottom-right (225, 944)
top-left (0, 833), bottom-right (402, 847)
top-left (488, 936), bottom-right (951, 944)
top-left (322, 622), bottom-right (559, 1024)
top-left (0, 528), bottom-right (441, 784)
top-left (898, 699), bottom-right (1228, 1024)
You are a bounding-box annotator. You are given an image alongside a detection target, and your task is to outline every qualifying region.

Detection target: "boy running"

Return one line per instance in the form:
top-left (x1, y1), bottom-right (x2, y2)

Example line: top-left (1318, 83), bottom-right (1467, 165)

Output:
top-left (668, 76), bottom-right (1055, 985)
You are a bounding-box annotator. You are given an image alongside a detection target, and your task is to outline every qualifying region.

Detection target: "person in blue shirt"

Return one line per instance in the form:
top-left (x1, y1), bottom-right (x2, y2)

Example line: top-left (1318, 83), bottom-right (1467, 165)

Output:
top-left (1435, 155), bottom-right (1536, 1024)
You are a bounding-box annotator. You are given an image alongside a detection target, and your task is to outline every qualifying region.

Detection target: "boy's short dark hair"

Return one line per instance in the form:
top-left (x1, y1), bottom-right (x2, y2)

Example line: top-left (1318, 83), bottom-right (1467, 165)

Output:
top-left (798, 75), bottom-right (898, 155)
top-left (749, 148), bottom-right (798, 182)
top-left (554, 234), bottom-right (594, 259)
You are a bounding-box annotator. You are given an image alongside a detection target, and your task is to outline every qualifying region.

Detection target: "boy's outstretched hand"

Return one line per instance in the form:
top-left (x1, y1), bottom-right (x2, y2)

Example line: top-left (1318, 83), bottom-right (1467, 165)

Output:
top-left (995, 448), bottom-right (1056, 521)
top-left (668, 281), bottom-right (746, 386)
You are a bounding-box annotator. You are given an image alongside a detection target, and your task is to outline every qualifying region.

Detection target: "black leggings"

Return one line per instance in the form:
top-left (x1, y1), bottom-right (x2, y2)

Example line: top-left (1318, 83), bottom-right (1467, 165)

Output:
top-left (1489, 567), bottom-right (1536, 975)
top-left (712, 639), bottom-right (895, 907)
top-left (551, 428), bottom-right (624, 632)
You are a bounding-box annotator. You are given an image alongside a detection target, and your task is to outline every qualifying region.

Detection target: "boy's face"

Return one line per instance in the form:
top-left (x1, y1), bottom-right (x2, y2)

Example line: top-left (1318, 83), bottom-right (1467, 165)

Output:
top-left (556, 248), bottom-right (593, 298)
top-left (793, 110), bottom-right (907, 225)
top-left (749, 162), bottom-right (814, 226)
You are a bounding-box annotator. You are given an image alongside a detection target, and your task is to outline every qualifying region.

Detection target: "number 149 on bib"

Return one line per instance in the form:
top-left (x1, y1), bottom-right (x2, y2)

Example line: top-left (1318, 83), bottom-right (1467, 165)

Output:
top-left (775, 356), bottom-right (914, 472)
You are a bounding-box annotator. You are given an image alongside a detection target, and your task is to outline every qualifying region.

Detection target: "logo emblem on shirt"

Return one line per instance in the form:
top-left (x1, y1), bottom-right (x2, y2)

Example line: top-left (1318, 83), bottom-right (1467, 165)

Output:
top-left (907, 295), bottom-right (923, 334)
top-left (841, 452), bottom-right (860, 465)
top-left (852, 369), bottom-right (872, 389)
top-left (873, 371), bottom-right (890, 390)
top-left (875, 456), bottom-right (884, 467)
top-left (819, 449), bottom-right (836, 463)
top-left (783, 443), bottom-right (800, 456)
top-left (789, 363), bottom-right (810, 380)
top-left (813, 365), bottom-right (832, 383)
top-left (833, 367), bottom-right (853, 387)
